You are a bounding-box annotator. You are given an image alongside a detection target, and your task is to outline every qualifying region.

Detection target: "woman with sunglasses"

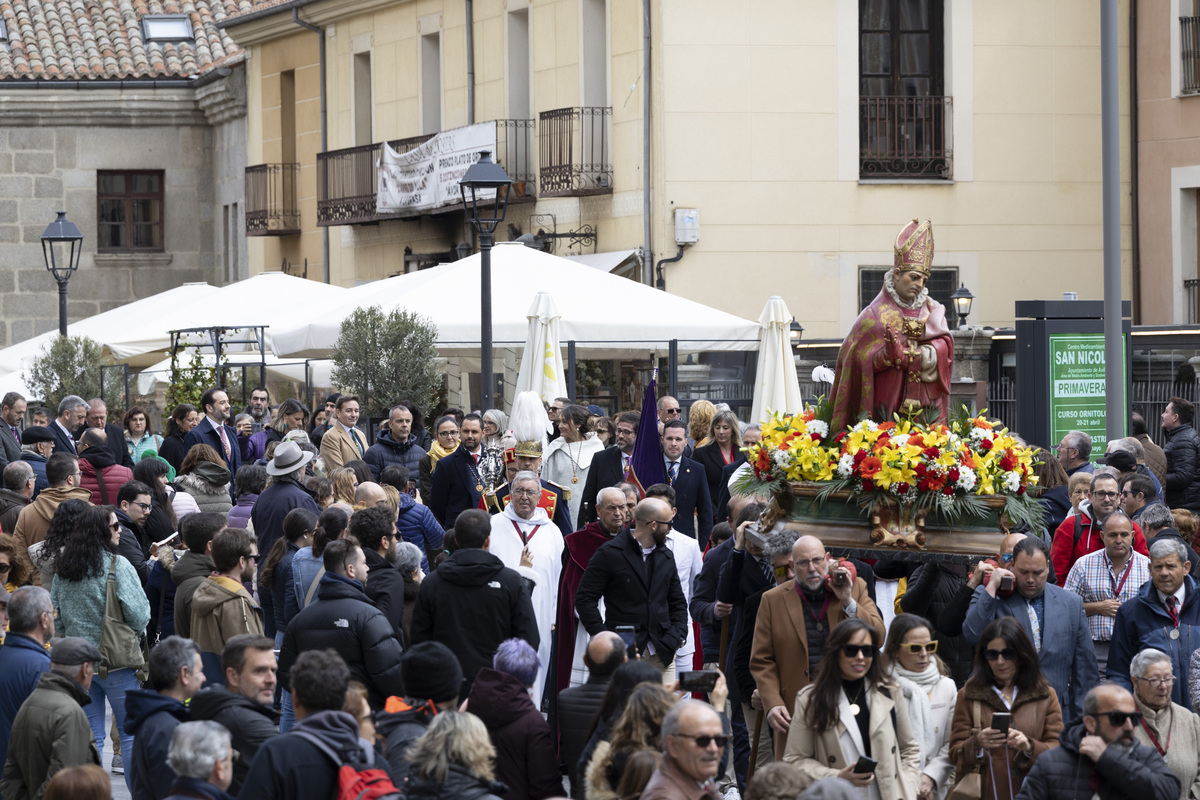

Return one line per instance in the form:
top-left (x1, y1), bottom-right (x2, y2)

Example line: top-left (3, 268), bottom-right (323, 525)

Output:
top-left (948, 617), bottom-right (1061, 800)
top-left (1134, 647), bottom-right (1200, 800)
top-left (784, 618), bottom-right (921, 800)
top-left (884, 614), bottom-right (957, 800)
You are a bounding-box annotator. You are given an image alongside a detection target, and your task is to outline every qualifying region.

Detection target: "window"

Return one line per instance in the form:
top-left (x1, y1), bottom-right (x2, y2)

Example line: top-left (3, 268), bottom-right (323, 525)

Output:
top-left (507, 9), bottom-right (531, 119)
top-left (858, 267), bottom-right (958, 314)
top-left (420, 33), bottom-right (441, 135)
top-left (97, 171), bottom-right (164, 252)
top-left (0, 19), bottom-right (8, 43)
top-left (859, 0), bottom-right (949, 178)
top-left (353, 52), bottom-right (373, 146)
top-left (141, 15), bottom-right (194, 42)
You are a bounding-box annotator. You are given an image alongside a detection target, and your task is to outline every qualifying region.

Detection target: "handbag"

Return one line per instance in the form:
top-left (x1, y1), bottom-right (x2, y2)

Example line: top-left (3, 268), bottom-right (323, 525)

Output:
top-left (98, 556), bottom-right (147, 681)
top-left (946, 701), bottom-right (983, 800)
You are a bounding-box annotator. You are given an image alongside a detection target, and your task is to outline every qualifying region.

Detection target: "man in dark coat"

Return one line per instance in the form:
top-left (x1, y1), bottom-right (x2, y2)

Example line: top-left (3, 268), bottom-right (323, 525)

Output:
top-left (189, 635), bottom-right (280, 794)
top-left (0, 586), bottom-right (51, 766)
top-left (18, 427), bottom-right (54, 498)
top-left (47, 396), bottom-right (85, 456)
top-left (250, 442), bottom-right (318, 558)
top-left (660, 421), bottom-right (712, 548)
top-left (558, 632), bottom-right (625, 797)
top-left (428, 414), bottom-right (486, 528)
top-left (1162, 395), bottom-right (1200, 512)
top-left (363, 405), bottom-right (427, 482)
top-left (1015, 684), bottom-right (1179, 800)
top-left (0, 462), bottom-right (33, 534)
top-left (576, 411), bottom-right (639, 528)
top-left (375, 642), bottom-right (462, 783)
top-left (0, 392), bottom-right (26, 472)
top-left (575, 498), bottom-right (689, 681)
top-left (279, 539), bottom-right (404, 711)
top-left (127, 637), bottom-right (207, 800)
top-left (183, 388), bottom-right (241, 477)
top-left (410, 509), bottom-right (539, 693)
top-left (350, 506), bottom-right (408, 641)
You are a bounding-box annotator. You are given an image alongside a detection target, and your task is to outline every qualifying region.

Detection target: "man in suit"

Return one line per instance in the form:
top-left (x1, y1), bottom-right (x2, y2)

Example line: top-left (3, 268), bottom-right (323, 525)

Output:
top-left (429, 413), bottom-right (486, 528)
top-left (0, 392), bottom-right (25, 471)
top-left (963, 535), bottom-right (1099, 718)
top-left (661, 420), bottom-right (712, 548)
top-left (575, 497), bottom-right (689, 682)
top-left (183, 388), bottom-right (241, 477)
top-left (750, 534), bottom-right (885, 755)
top-left (73, 399), bottom-right (132, 469)
top-left (318, 394), bottom-right (368, 471)
top-left (48, 395), bottom-right (86, 456)
top-left (577, 411), bottom-right (639, 528)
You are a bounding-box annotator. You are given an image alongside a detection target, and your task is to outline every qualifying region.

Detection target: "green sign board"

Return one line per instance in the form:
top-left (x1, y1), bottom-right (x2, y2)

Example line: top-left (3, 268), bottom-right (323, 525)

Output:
top-left (1048, 332), bottom-right (1127, 453)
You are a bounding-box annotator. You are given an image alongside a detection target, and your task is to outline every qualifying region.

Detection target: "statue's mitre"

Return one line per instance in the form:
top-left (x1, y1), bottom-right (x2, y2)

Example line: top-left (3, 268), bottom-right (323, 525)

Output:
top-left (893, 218), bottom-right (934, 276)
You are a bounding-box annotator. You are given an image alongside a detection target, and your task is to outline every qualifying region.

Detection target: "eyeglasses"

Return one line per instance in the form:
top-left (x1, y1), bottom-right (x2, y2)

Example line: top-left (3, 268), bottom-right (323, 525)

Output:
top-left (984, 648), bottom-right (1017, 662)
top-left (653, 518), bottom-right (675, 528)
top-left (1092, 710), bottom-right (1143, 727)
top-left (135, 502), bottom-right (152, 511)
top-left (246, 553), bottom-right (261, 562)
top-left (841, 645), bottom-right (876, 659)
top-left (898, 641), bottom-right (939, 655)
top-left (1134, 675), bottom-right (1176, 688)
top-left (675, 733), bottom-right (729, 749)
top-left (772, 564), bottom-right (794, 579)
top-left (663, 408), bottom-right (681, 416)
top-left (229, 749), bottom-right (241, 765)
top-left (512, 488), bottom-right (540, 497)
top-left (437, 430), bottom-right (459, 438)
top-left (1091, 490), bottom-right (1119, 499)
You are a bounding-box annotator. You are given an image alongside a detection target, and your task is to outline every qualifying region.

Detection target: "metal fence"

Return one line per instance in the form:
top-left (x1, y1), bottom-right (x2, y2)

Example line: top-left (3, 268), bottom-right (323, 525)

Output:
top-left (539, 106), bottom-right (613, 197)
top-left (1183, 17), bottom-right (1200, 94)
top-left (860, 95), bottom-right (952, 179)
top-left (245, 163), bottom-right (300, 235)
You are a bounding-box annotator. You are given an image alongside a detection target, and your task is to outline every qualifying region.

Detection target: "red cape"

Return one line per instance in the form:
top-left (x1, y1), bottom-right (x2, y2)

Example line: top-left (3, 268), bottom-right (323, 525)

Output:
top-left (555, 522), bottom-right (619, 691)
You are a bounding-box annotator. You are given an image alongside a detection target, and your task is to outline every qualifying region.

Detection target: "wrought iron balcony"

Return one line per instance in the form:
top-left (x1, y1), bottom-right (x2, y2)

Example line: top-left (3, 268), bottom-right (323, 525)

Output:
top-left (245, 163), bottom-right (300, 235)
top-left (539, 106), bottom-right (612, 197)
top-left (859, 96), bottom-right (952, 180)
top-left (1184, 17), bottom-right (1200, 95)
top-left (317, 120), bottom-right (536, 227)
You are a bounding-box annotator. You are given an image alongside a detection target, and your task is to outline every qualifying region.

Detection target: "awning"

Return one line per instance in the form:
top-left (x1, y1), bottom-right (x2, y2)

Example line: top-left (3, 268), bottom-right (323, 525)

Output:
top-left (564, 249), bottom-right (641, 274)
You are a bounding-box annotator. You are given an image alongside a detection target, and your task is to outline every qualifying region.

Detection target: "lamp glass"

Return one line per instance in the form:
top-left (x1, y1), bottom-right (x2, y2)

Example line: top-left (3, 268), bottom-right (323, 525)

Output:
top-left (40, 211), bottom-right (83, 283)
top-left (950, 284), bottom-right (974, 318)
top-left (459, 151), bottom-right (513, 235)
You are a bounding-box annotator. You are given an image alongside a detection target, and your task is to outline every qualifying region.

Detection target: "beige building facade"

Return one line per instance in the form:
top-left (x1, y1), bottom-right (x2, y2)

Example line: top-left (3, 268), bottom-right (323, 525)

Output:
top-left (225, 0), bottom-right (1132, 338)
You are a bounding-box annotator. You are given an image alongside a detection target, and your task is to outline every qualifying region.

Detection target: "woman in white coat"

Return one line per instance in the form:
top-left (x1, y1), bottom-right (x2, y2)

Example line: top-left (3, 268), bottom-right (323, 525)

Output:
top-left (541, 403), bottom-right (605, 524)
top-left (784, 618), bottom-right (921, 800)
top-left (884, 613), bottom-right (958, 800)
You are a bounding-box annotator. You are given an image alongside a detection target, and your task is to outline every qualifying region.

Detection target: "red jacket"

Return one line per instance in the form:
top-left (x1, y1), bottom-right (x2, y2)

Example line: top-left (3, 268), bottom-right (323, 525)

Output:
top-left (78, 451), bottom-right (133, 506)
top-left (1050, 504), bottom-right (1147, 581)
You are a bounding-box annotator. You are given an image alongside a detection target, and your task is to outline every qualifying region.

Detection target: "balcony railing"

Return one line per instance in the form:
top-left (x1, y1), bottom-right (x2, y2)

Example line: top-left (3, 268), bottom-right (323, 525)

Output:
top-left (859, 95), bottom-right (952, 180)
top-left (317, 121), bottom-right (535, 226)
top-left (539, 106), bottom-right (612, 197)
top-left (245, 163), bottom-right (300, 235)
top-left (1184, 17), bottom-right (1200, 95)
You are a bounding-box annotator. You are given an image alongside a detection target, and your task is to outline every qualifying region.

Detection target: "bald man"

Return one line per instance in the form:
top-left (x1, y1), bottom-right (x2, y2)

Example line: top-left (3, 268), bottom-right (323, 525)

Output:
top-left (354, 482), bottom-right (388, 508)
top-left (750, 534), bottom-right (885, 755)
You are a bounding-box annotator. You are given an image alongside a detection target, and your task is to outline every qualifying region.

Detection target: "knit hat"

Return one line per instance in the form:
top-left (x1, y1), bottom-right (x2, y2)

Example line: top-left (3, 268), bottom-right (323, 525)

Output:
top-left (401, 642), bottom-right (464, 704)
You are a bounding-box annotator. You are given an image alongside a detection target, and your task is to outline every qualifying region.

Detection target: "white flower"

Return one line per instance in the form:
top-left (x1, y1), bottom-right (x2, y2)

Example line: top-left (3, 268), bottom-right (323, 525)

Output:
top-left (956, 467), bottom-right (977, 492)
top-left (773, 450), bottom-right (794, 469)
top-left (837, 453), bottom-right (854, 478)
top-left (1002, 471), bottom-right (1020, 493)
top-left (808, 420), bottom-right (829, 439)
top-left (892, 433), bottom-right (910, 447)
top-left (853, 420), bottom-right (878, 433)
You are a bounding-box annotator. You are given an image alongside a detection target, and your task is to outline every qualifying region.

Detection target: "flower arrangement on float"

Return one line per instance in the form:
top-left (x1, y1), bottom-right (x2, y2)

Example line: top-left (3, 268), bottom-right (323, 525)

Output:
top-left (737, 404), bottom-right (1045, 533)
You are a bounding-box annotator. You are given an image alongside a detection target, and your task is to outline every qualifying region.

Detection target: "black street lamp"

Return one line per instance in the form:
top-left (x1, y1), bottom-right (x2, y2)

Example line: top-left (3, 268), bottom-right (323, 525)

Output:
top-left (40, 211), bottom-right (83, 337)
top-left (460, 151), bottom-right (512, 411)
top-left (950, 283), bottom-right (975, 329)
top-left (789, 318), bottom-right (804, 352)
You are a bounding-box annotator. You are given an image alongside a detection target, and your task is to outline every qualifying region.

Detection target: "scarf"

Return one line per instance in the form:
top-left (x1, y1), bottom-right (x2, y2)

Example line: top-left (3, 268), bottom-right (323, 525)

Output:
top-left (888, 664), bottom-right (937, 771)
top-left (427, 438), bottom-right (456, 468)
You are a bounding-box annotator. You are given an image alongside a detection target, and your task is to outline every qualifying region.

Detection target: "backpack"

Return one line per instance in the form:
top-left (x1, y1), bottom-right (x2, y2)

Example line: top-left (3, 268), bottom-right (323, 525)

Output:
top-left (293, 730), bottom-right (402, 800)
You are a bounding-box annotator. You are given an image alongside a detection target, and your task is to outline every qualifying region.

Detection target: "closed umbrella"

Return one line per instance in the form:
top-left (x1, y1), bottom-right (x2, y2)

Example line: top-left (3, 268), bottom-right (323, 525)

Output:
top-left (750, 296), bottom-right (803, 425)
top-left (514, 291), bottom-right (567, 405)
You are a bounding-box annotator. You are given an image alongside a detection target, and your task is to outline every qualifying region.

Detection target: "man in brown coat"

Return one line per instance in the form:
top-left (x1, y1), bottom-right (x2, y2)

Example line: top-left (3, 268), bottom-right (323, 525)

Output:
top-left (641, 700), bottom-right (724, 800)
top-left (11, 454), bottom-right (90, 585)
top-left (191, 528), bottom-right (263, 682)
top-left (750, 534), bottom-right (885, 755)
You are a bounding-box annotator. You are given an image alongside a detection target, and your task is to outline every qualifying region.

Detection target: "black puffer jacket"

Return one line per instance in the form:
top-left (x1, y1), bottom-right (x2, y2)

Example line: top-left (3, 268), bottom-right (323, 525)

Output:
top-left (279, 572), bottom-right (405, 709)
top-left (899, 563), bottom-right (974, 685)
top-left (1015, 719), bottom-right (1180, 800)
top-left (363, 431), bottom-right (427, 482)
top-left (189, 685), bottom-right (279, 793)
top-left (1164, 423), bottom-right (1200, 511)
top-left (376, 698), bottom-right (437, 783)
top-left (403, 765), bottom-right (507, 800)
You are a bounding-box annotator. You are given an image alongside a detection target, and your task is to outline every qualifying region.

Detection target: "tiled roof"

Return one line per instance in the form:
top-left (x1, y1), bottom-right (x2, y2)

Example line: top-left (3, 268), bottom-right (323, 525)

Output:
top-left (0, 0), bottom-right (270, 81)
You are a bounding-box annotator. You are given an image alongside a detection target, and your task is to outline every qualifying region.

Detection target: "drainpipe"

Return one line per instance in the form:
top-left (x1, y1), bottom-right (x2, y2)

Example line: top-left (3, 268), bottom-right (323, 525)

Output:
top-left (466, 0), bottom-right (475, 124)
top-left (292, 9), bottom-right (330, 284)
top-left (1130, 0), bottom-right (1141, 324)
top-left (642, 0), bottom-right (652, 286)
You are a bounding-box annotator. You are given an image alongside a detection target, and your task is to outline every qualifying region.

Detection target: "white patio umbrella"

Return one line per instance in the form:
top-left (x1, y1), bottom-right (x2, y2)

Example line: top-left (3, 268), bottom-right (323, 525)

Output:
top-left (750, 296), bottom-right (803, 425)
top-left (514, 291), bottom-right (567, 403)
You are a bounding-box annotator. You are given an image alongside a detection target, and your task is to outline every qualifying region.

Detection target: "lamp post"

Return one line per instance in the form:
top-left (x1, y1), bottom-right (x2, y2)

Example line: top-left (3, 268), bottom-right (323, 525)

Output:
top-left (460, 151), bottom-right (512, 411)
top-left (950, 283), bottom-right (975, 329)
top-left (40, 211), bottom-right (84, 337)
top-left (789, 319), bottom-right (804, 352)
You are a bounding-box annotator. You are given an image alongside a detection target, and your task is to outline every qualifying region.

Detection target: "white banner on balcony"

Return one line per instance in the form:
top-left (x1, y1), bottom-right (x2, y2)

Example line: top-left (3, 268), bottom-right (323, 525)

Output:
top-left (376, 122), bottom-right (498, 214)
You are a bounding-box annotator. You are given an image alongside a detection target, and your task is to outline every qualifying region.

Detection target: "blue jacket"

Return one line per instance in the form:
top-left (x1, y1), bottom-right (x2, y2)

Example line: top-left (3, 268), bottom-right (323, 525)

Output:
top-left (250, 478), bottom-right (318, 558)
top-left (126, 689), bottom-right (191, 800)
top-left (18, 452), bottom-right (48, 498)
top-left (271, 543), bottom-right (300, 635)
top-left (1108, 575), bottom-right (1200, 710)
top-left (363, 432), bottom-right (427, 482)
top-left (287, 547), bottom-right (323, 624)
top-left (394, 492), bottom-right (444, 571)
top-left (962, 582), bottom-right (1099, 719)
top-left (0, 634), bottom-right (50, 764)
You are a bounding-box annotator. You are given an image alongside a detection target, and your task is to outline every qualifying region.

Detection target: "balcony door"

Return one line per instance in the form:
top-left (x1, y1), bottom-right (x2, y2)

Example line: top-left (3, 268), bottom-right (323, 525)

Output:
top-left (859, 0), bottom-right (949, 179)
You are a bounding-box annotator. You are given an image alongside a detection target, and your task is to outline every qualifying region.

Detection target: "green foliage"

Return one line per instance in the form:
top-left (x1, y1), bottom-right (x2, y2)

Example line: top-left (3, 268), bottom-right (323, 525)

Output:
top-left (331, 306), bottom-right (441, 419)
top-left (167, 349), bottom-right (218, 411)
top-left (24, 335), bottom-right (118, 410)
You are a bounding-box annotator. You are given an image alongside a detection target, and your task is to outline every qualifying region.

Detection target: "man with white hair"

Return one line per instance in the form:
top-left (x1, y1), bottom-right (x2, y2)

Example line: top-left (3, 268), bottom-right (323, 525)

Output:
top-left (642, 699), bottom-right (725, 800)
top-left (164, 721), bottom-right (236, 800)
top-left (488, 470), bottom-right (564, 708)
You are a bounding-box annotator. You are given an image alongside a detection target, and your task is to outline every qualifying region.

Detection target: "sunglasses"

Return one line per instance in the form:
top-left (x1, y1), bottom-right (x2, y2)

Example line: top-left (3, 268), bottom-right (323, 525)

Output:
top-left (842, 645), bottom-right (876, 659)
top-left (898, 641), bottom-right (939, 655)
top-left (772, 564), bottom-right (794, 579)
top-left (1092, 711), bottom-right (1143, 727)
top-left (109, 522), bottom-right (122, 533)
top-left (0, 563), bottom-right (10, 574)
top-left (676, 733), bottom-right (729, 749)
top-left (984, 648), bottom-right (1017, 662)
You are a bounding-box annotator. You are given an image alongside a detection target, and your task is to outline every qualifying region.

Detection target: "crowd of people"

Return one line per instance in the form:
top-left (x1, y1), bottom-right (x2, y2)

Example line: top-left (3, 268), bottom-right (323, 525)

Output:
top-left (0, 384), bottom-right (1198, 800)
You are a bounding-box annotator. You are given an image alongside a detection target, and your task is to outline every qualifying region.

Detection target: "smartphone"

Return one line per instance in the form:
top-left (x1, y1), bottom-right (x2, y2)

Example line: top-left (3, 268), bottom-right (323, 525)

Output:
top-left (153, 531), bottom-right (180, 549)
top-left (405, 479), bottom-right (417, 498)
top-left (992, 712), bottom-right (1011, 735)
top-left (615, 625), bottom-right (637, 650)
top-left (678, 670), bottom-right (720, 693)
top-left (852, 756), bottom-right (878, 774)
top-left (999, 574), bottom-right (1014, 593)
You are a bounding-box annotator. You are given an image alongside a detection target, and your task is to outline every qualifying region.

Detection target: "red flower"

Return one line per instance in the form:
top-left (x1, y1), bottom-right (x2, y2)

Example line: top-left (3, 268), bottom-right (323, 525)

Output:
top-left (915, 463), bottom-right (927, 478)
top-left (853, 450), bottom-right (867, 466)
top-left (1017, 485), bottom-right (1026, 496)
top-left (896, 483), bottom-right (910, 494)
top-left (947, 467), bottom-right (961, 482)
top-left (942, 485), bottom-right (955, 496)
top-left (923, 447), bottom-right (940, 460)
top-left (980, 439), bottom-right (994, 451)
top-left (998, 456), bottom-right (1015, 472)
top-left (811, 433), bottom-right (822, 443)
top-left (918, 479), bottom-right (931, 493)
top-left (862, 479), bottom-right (876, 492)
top-left (834, 431), bottom-right (847, 443)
